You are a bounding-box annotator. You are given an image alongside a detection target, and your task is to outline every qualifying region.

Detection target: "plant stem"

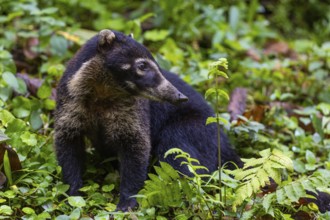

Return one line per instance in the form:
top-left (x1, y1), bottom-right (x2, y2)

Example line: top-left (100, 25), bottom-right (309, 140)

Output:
top-left (215, 79), bottom-right (222, 219)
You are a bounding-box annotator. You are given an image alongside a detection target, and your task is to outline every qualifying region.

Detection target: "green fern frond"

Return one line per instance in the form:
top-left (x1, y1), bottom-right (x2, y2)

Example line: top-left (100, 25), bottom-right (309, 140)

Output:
top-left (275, 173), bottom-right (330, 204)
top-left (232, 148), bottom-right (293, 211)
top-left (241, 157), bottom-right (266, 168)
top-left (164, 148), bottom-right (188, 158)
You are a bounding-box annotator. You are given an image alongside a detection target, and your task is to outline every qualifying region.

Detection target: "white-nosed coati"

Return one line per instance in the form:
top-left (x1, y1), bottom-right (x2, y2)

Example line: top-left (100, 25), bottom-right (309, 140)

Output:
top-left (54, 29), bottom-right (244, 211)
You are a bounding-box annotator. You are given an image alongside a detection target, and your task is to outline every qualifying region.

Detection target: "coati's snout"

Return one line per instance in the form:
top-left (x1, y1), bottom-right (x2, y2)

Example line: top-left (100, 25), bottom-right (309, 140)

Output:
top-left (143, 77), bottom-right (189, 105)
top-left (97, 29), bottom-right (189, 105)
top-left (129, 57), bottom-right (189, 105)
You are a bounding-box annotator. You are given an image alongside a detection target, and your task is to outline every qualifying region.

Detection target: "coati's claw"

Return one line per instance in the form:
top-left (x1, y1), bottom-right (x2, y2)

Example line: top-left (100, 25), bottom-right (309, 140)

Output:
top-left (98, 29), bottom-right (115, 46)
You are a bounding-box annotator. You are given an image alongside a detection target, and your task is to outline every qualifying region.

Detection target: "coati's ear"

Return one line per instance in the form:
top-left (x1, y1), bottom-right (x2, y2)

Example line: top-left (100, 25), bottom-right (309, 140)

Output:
top-left (128, 33), bottom-right (134, 39)
top-left (98, 29), bottom-right (115, 53)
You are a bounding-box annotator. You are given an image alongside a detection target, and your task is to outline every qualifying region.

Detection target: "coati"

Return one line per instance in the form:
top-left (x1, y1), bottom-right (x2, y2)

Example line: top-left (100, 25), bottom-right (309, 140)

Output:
top-left (54, 29), bottom-right (242, 211)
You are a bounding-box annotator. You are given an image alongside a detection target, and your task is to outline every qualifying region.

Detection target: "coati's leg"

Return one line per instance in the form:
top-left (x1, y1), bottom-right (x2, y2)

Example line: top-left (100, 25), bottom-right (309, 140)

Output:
top-left (55, 130), bottom-right (86, 195)
top-left (54, 104), bottom-right (87, 196)
top-left (116, 143), bottom-right (150, 211)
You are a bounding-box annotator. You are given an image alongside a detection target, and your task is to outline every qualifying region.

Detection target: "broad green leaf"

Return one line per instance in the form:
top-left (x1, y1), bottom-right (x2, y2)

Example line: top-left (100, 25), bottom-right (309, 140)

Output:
top-left (0, 87), bottom-right (12, 101)
top-left (2, 72), bottom-right (18, 90)
top-left (16, 78), bottom-right (27, 94)
top-left (43, 99), bottom-right (56, 110)
top-left (22, 207), bottom-right (35, 214)
top-left (317, 103), bottom-right (330, 115)
top-left (56, 184), bottom-right (70, 195)
top-left (101, 184), bottom-right (114, 192)
top-left (20, 131), bottom-right (37, 146)
top-left (38, 212), bottom-right (51, 219)
top-left (0, 110), bottom-right (15, 125)
top-left (68, 196), bottom-right (86, 208)
top-left (50, 35), bottom-right (69, 56)
top-left (12, 96), bottom-right (31, 118)
top-left (47, 64), bottom-right (64, 77)
top-left (0, 205), bottom-right (13, 215)
top-left (30, 110), bottom-right (43, 130)
top-left (6, 118), bottom-right (27, 133)
top-left (37, 82), bottom-right (52, 99)
top-left (3, 190), bottom-right (16, 198)
top-left (55, 215), bottom-right (70, 220)
top-left (305, 150), bottom-right (316, 164)
top-left (69, 208), bottom-right (81, 220)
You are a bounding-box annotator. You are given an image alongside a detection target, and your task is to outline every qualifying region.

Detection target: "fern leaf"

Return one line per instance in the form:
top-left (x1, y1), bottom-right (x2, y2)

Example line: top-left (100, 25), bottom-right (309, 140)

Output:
top-left (191, 165), bottom-right (209, 172)
top-left (263, 165), bottom-right (281, 184)
top-left (270, 149), bottom-right (293, 171)
top-left (310, 176), bottom-right (325, 186)
top-left (259, 148), bottom-right (271, 157)
top-left (255, 167), bottom-right (270, 188)
top-left (234, 167), bottom-right (258, 180)
top-left (154, 166), bottom-right (172, 182)
top-left (292, 182), bottom-right (306, 199)
top-left (148, 173), bottom-right (161, 183)
top-left (262, 193), bottom-right (275, 213)
top-left (284, 184), bottom-right (300, 202)
top-left (232, 148), bottom-right (292, 209)
top-left (251, 177), bottom-right (261, 193)
top-left (187, 157), bottom-right (200, 164)
top-left (159, 162), bottom-right (180, 180)
top-left (164, 148), bottom-right (186, 158)
top-left (301, 178), bottom-right (317, 194)
top-left (242, 157), bottom-right (266, 168)
top-left (233, 183), bottom-right (253, 212)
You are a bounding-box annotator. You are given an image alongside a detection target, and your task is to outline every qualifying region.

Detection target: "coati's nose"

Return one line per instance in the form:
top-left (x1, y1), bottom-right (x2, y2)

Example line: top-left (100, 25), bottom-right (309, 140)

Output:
top-left (176, 92), bottom-right (189, 104)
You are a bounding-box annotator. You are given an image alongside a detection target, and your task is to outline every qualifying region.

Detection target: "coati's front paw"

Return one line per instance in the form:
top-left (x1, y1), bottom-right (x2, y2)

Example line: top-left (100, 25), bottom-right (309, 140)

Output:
top-left (116, 198), bottom-right (138, 212)
top-left (98, 29), bottom-right (115, 46)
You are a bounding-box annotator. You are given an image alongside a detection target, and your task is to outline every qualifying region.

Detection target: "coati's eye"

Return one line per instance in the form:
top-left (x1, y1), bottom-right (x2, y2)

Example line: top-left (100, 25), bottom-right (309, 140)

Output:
top-left (137, 62), bottom-right (148, 71)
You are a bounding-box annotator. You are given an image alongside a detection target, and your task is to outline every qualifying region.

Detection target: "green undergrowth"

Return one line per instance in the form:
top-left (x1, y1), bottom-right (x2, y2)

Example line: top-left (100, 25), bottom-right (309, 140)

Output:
top-left (0, 0), bottom-right (330, 219)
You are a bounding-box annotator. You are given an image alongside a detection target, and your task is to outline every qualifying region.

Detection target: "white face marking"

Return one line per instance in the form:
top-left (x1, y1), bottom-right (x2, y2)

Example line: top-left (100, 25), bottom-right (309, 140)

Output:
top-left (121, 64), bottom-right (131, 70)
top-left (135, 58), bottom-right (159, 77)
